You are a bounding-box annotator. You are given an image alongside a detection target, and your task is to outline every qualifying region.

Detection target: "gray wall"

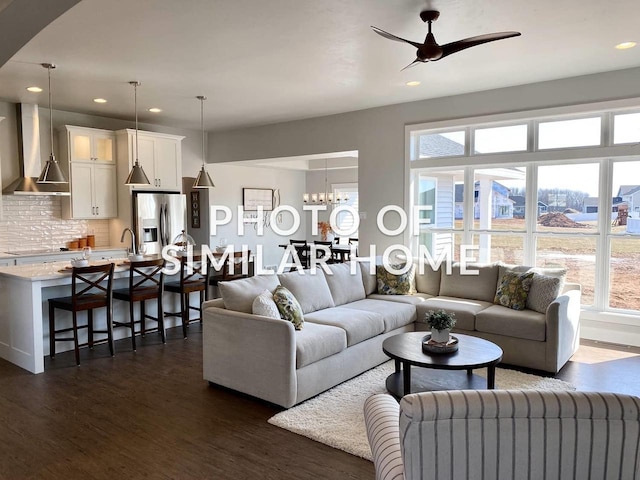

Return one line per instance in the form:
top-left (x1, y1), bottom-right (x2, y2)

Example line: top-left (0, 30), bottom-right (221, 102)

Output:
top-left (209, 66), bottom-right (640, 250)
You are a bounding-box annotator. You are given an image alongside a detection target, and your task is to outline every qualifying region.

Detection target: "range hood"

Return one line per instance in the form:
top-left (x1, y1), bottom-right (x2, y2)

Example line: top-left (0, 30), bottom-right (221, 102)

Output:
top-left (2, 104), bottom-right (69, 196)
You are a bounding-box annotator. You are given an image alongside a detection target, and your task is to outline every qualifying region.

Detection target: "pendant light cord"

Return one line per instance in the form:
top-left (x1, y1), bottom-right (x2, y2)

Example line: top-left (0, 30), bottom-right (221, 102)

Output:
top-left (201, 96), bottom-right (205, 166)
top-left (47, 65), bottom-right (54, 161)
top-left (134, 82), bottom-right (139, 166)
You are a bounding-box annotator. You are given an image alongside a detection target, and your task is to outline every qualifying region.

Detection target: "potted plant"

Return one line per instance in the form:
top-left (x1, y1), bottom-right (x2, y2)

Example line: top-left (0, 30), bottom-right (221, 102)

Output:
top-left (318, 221), bottom-right (333, 242)
top-left (425, 309), bottom-right (456, 343)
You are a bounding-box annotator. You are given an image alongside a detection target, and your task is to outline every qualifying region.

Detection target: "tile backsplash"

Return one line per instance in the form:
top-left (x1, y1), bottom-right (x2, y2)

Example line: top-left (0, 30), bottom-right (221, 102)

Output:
top-left (0, 195), bottom-right (110, 252)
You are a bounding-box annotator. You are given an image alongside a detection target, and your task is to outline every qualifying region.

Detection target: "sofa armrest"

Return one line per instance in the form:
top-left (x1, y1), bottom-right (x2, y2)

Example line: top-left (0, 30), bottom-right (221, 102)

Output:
top-left (364, 394), bottom-right (404, 480)
top-left (545, 283), bottom-right (581, 373)
top-left (202, 306), bottom-right (298, 408)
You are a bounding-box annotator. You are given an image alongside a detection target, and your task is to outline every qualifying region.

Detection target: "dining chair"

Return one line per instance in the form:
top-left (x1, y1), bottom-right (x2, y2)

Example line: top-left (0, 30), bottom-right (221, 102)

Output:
top-left (48, 263), bottom-right (115, 365)
top-left (112, 258), bottom-right (166, 351)
top-left (289, 239), bottom-right (309, 269)
top-left (164, 254), bottom-right (206, 338)
top-left (313, 240), bottom-right (336, 264)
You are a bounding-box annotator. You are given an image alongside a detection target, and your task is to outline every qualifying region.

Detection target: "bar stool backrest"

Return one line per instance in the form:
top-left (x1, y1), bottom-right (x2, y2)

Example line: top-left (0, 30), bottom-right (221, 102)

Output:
top-left (71, 263), bottom-right (115, 308)
top-left (127, 258), bottom-right (165, 293)
top-left (179, 254), bottom-right (205, 287)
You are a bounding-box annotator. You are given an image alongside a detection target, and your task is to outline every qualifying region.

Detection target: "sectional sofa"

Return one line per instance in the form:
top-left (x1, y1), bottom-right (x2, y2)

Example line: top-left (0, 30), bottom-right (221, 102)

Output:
top-left (202, 260), bottom-right (581, 408)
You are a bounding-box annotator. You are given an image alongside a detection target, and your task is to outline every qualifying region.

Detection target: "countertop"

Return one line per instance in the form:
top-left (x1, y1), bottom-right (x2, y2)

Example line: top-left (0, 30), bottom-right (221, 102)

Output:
top-left (0, 258), bottom-right (132, 281)
top-left (0, 246), bottom-right (127, 260)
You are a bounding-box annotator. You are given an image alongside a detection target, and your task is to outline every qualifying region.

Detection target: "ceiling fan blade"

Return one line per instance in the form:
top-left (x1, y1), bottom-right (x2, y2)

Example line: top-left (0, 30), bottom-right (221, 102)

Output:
top-left (439, 31), bottom-right (521, 60)
top-left (371, 26), bottom-right (422, 48)
top-left (401, 58), bottom-right (424, 71)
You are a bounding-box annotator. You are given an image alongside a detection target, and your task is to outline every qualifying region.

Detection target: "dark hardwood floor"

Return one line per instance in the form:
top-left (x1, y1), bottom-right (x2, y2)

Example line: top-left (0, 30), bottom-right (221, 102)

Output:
top-left (1, 329), bottom-right (639, 479)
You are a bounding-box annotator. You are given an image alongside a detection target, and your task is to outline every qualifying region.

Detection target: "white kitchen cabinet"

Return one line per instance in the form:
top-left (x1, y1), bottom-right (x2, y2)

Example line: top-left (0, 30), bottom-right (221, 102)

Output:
top-left (65, 162), bottom-right (117, 219)
top-left (116, 129), bottom-right (184, 191)
top-left (68, 127), bottom-right (114, 163)
top-left (61, 126), bottom-right (118, 220)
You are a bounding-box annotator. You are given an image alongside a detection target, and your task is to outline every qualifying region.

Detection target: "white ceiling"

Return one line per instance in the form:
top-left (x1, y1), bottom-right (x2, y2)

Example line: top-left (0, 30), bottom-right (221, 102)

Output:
top-left (0, 0), bottom-right (639, 131)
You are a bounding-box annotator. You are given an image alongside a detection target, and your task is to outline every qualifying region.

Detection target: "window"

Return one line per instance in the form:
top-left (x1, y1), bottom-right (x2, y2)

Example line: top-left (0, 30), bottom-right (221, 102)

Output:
top-left (333, 183), bottom-right (358, 238)
top-left (416, 130), bottom-right (465, 159)
top-left (474, 124), bottom-right (528, 153)
top-left (538, 117), bottom-right (601, 149)
top-left (613, 112), bottom-right (640, 144)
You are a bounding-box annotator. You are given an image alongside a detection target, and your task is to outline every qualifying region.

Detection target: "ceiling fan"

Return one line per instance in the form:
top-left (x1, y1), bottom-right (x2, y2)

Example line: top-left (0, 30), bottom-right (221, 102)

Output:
top-left (372, 10), bottom-right (521, 70)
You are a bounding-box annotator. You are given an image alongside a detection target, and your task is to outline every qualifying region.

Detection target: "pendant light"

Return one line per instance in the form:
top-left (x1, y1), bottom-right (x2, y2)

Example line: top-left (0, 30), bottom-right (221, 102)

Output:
top-left (193, 95), bottom-right (215, 188)
top-left (37, 63), bottom-right (67, 184)
top-left (125, 81), bottom-right (150, 185)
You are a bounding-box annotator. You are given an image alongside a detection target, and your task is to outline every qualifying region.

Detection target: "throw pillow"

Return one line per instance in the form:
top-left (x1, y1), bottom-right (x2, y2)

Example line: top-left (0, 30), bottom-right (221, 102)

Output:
top-left (494, 271), bottom-right (535, 310)
top-left (526, 273), bottom-right (564, 314)
top-left (376, 264), bottom-right (417, 295)
top-left (251, 289), bottom-right (281, 319)
top-left (273, 286), bottom-right (304, 330)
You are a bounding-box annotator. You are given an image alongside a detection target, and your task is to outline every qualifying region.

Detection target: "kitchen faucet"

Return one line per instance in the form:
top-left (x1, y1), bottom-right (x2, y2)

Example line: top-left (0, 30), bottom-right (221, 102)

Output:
top-left (120, 227), bottom-right (136, 255)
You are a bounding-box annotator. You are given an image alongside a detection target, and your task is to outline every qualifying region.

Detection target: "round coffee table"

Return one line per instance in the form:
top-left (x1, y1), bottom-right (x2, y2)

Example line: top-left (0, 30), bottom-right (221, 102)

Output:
top-left (382, 332), bottom-right (503, 397)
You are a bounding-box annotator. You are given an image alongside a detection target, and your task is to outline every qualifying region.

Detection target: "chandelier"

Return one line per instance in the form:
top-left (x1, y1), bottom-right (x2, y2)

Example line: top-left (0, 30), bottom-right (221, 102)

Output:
top-left (303, 159), bottom-right (349, 205)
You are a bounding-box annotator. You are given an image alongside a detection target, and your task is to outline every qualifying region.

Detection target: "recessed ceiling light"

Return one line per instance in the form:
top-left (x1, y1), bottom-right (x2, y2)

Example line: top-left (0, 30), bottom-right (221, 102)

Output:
top-left (406, 81), bottom-right (421, 87)
top-left (26, 86), bottom-right (43, 93)
top-left (615, 41), bottom-right (636, 50)
top-left (148, 107), bottom-right (162, 113)
top-left (93, 98), bottom-right (107, 104)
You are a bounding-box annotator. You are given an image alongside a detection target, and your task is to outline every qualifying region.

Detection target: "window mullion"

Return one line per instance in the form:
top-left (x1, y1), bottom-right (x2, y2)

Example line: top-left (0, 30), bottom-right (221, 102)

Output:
top-left (524, 163), bottom-right (537, 266)
top-left (596, 159), bottom-right (613, 310)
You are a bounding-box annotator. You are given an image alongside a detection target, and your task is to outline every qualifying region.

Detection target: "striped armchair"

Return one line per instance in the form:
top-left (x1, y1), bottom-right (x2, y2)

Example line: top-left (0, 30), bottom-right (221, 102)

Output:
top-left (364, 390), bottom-right (640, 480)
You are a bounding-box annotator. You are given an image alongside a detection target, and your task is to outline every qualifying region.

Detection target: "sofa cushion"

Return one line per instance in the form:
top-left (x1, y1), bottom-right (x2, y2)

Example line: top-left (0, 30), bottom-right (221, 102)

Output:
top-left (415, 296), bottom-right (493, 331)
top-left (324, 262), bottom-right (366, 306)
top-left (304, 307), bottom-right (385, 346)
top-left (494, 270), bottom-right (534, 310)
top-left (376, 264), bottom-right (417, 295)
top-left (367, 293), bottom-right (434, 305)
top-left (342, 298), bottom-right (417, 332)
top-left (439, 263), bottom-right (499, 303)
top-left (414, 260), bottom-right (441, 296)
top-left (273, 286), bottom-right (304, 330)
top-left (278, 270), bottom-right (335, 314)
top-left (219, 274), bottom-right (280, 313)
top-left (358, 260), bottom-right (378, 295)
top-left (476, 305), bottom-right (546, 341)
top-left (251, 289), bottom-right (280, 319)
top-left (295, 322), bottom-right (347, 369)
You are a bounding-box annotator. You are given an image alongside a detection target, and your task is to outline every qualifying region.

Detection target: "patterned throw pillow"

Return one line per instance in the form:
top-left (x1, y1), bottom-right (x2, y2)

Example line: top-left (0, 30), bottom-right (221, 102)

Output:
top-left (526, 273), bottom-right (564, 314)
top-left (273, 286), bottom-right (304, 330)
top-left (251, 289), bottom-right (281, 319)
top-left (494, 271), bottom-right (535, 310)
top-left (376, 264), bottom-right (417, 295)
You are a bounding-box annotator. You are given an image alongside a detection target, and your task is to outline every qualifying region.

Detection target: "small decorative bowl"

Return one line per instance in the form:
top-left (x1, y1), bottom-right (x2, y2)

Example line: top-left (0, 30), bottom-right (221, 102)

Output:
top-left (128, 254), bottom-right (144, 262)
top-left (70, 259), bottom-right (89, 268)
top-left (422, 334), bottom-right (459, 354)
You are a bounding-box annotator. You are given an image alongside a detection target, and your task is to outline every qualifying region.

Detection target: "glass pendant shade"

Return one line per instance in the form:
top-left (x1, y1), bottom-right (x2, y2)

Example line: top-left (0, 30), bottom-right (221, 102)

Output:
top-left (193, 95), bottom-right (214, 188)
top-left (125, 81), bottom-right (151, 186)
top-left (37, 63), bottom-right (68, 184)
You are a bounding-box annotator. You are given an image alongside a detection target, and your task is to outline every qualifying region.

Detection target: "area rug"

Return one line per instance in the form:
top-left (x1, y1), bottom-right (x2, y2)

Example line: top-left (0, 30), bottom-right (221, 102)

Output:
top-left (268, 361), bottom-right (575, 461)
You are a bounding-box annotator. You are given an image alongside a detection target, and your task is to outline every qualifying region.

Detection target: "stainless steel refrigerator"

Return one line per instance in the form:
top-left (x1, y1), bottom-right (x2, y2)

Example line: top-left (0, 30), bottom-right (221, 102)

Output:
top-left (133, 191), bottom-right (186, 255)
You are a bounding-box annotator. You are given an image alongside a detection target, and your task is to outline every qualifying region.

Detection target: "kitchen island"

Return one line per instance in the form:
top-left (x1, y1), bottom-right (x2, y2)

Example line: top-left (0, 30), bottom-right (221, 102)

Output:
top-left (0, 254), bottom-right (195, 374)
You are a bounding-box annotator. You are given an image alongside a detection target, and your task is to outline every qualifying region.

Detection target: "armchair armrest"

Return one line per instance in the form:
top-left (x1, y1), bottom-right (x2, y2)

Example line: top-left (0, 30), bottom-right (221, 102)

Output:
top-left (364, 394), bottom-right (404, 480)
top-left (202, 305), bottom-right (298, 407)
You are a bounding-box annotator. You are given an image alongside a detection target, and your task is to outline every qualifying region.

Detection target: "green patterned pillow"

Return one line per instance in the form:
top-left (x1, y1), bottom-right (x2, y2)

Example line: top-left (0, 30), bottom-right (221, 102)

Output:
top-left (273, 286), bottom-right (304, 330)
top-left (494, 271), bottom-right (534, 310)
top-left (376, 264), bottom-right (417, 295)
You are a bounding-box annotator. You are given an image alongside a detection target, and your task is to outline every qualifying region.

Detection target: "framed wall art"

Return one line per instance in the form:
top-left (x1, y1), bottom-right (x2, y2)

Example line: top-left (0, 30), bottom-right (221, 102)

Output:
top-left (242, 188), bottom-right (274, 211)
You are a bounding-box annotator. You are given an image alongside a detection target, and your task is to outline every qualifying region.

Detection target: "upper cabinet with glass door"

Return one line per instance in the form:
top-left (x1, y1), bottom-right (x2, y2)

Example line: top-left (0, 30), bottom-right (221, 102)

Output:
top-left (65, 125), bottom-right (115, 163)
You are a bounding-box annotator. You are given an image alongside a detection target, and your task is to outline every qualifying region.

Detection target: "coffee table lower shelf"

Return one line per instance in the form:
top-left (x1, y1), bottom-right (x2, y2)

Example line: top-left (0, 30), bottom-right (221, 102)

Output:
top-left (386, 369), bottom-right (490, 399)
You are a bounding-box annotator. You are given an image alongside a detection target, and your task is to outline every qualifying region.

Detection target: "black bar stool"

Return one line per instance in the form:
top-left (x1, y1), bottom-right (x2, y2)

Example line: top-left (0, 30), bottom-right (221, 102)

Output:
top-left (112, 258), bottom-right (166, 351)
top-left (48, 263), bottom-right (115, 365)
top-left (165, 254), bottom-right (206, 338)
top-left (206, 250), bottom-right (251, 299)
